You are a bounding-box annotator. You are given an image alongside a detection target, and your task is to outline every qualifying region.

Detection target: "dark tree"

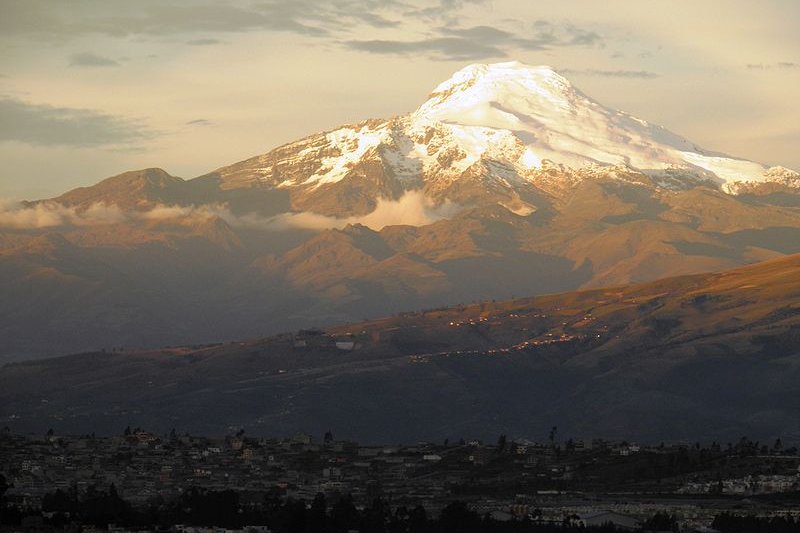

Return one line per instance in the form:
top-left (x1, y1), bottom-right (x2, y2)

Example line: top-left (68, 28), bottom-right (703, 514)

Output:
top-left (307, 493), bottom-right (328, 533)
top-left (361, 498), bottom-right (389, 533)
top-left (643, 511), bottom-right (679, 532)
top-left (331, 494), bottom-right (359, 533)
top-left (408, 505), bottom-right (429, 533)
top-left (497, 434), bottom-right (507, 453)
top-left (439, 501), bottom-right (481, 533)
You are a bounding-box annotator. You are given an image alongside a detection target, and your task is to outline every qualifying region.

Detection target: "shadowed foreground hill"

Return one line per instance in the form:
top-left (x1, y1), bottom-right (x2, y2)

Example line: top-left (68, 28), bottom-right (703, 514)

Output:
top-left (1, 254), bottom-right (798, 443)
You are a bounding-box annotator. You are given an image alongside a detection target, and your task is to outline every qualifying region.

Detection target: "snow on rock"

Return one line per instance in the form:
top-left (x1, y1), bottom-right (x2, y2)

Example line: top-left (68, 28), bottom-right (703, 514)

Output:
top-left (301, 125), bottom-right (385, 187)
top-left (412, 61), bottom-right (776, 189)
top-left (217, 61), bottom-right (797, 204)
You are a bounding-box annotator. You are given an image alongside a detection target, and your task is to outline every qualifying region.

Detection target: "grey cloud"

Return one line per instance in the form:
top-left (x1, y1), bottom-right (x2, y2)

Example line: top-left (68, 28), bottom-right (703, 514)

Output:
top-left (567, 30), bottom-right (602, 46)
top-left (407, 0), bottom-right (487, 20)
top-left (91, 3), bottom-right (329, 37)
top-left (0, 1), bottom-right (329, 40)
top-left (345, 37), bottom-right (507, 61)
top-left (69, 52), bottom-right (119, 67)
top-left (562, 69), bottom-right (659, 79)
top-left (0, 0), bottom-right (413, 41)
top-left (440, 0), bottom-right (486, 6)
top-left (348, 12), bottom-right (401, 28)
top-left (186, 38), bottom-right (222, 46)
top-left (442, 25), bottom-right (559, 50)
top-left (2, 1), bottom-right (601, 63)
top-left (346, 22), bottom-right (603, 61)
top-left (442, 25), bottom-right (517, 42)
top-left (746, 62), bottom-right (798, 70)
top-left (0, 97), bottom-right (152, 148)
top-left (186, 119), bottom-right (213, 126)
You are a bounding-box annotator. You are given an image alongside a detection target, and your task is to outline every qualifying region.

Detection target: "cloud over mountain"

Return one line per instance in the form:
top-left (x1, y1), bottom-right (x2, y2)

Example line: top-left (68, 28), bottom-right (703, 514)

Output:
top-left (0, 200), bottom-right (125, 229)
top-left (0, 190), bottom-right (459, 231)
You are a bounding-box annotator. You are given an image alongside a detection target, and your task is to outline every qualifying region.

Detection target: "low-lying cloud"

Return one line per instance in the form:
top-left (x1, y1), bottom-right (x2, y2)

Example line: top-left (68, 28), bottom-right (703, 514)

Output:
top-left (0, 201), bottom-right (126, 229)
top-left (266, 190), bottom-right (460, 231)
top-left (0, 190), bottom-right (460, 231)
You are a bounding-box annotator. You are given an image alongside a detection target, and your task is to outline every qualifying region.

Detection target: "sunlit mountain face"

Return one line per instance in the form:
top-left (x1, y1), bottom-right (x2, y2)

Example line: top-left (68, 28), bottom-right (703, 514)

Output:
top-left (140, 62), bottom-right (798, 220)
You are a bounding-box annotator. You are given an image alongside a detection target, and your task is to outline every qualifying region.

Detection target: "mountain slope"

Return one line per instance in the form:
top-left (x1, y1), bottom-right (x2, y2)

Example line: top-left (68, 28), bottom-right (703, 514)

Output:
top-left (2, 254), bottom-right (798, 443)
top-left (48, 168), bottom-right (186, 209)
top-left (2, 174), bottom-right (800, 362)
top-left (209, 61), bottom-right (798, 218)
top-left (1, 61), bottom-right (800, 362)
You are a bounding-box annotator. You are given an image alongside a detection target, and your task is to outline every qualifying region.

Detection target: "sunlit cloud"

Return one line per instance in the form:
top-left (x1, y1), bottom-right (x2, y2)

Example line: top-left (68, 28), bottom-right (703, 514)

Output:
top-left (265, 190), bottom-right (461, 231)
top-left (0, 201), bottom-right (126, 229)
top-left (0, 190), bottom-right (461, 231)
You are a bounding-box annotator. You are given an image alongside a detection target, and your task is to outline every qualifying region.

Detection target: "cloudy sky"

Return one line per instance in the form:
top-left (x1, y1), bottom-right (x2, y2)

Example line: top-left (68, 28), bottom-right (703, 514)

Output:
top-left (1, 0), bottom-right (798, 199)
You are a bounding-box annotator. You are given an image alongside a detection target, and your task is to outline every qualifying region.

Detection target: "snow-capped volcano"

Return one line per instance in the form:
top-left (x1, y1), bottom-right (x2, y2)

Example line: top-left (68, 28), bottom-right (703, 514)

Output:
top-left (9, 63), bottom-right (800, 364)
top-left (210, 61), bottom-right (797, 217)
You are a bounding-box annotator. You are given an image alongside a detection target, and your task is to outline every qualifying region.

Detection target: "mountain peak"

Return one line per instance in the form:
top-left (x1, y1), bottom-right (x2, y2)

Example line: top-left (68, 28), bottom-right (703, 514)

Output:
top-left (415, 61), bottom-right (577, 122)
top-left (429, 61), bottom-right (569, 95)
top-left (52, 168), bottom-right (185, 209)
top-left (410, 61), bottom-right (773, 187)
top-left (208, 60), bottom-right (791, 211)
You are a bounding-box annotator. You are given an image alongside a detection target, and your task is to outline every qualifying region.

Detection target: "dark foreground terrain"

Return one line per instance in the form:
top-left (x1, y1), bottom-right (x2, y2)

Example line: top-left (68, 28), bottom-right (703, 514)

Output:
top-left (1, 254), bottom-right (799, 443)
top-left (1, 430), bottom-right (799, 532)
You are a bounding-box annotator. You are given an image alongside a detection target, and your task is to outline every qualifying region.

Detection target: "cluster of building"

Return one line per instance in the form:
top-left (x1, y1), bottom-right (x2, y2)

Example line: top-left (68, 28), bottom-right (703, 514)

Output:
top-left (679, 472), bottom-right (800, 495)
top-left (2, 429), bottom-right (799, 531)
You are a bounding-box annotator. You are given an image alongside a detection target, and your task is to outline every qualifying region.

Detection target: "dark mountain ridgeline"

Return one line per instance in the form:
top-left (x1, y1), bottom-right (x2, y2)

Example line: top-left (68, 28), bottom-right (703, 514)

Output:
top-left (2, 254), bottom-right (798, 443)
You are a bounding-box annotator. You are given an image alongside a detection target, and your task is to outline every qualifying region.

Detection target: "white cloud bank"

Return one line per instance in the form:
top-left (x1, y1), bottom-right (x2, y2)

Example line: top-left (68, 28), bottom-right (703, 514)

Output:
top-left (0, 200), bottom-right (126, 229)
top-left (0, 190), bottom-right (460, 231)
top-left (264, 190), bottom-right (460, 231)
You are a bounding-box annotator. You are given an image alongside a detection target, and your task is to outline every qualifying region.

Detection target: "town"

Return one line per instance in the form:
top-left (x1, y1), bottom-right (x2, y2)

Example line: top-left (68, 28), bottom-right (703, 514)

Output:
top-left (1, 428), bottom-right (799, 532)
